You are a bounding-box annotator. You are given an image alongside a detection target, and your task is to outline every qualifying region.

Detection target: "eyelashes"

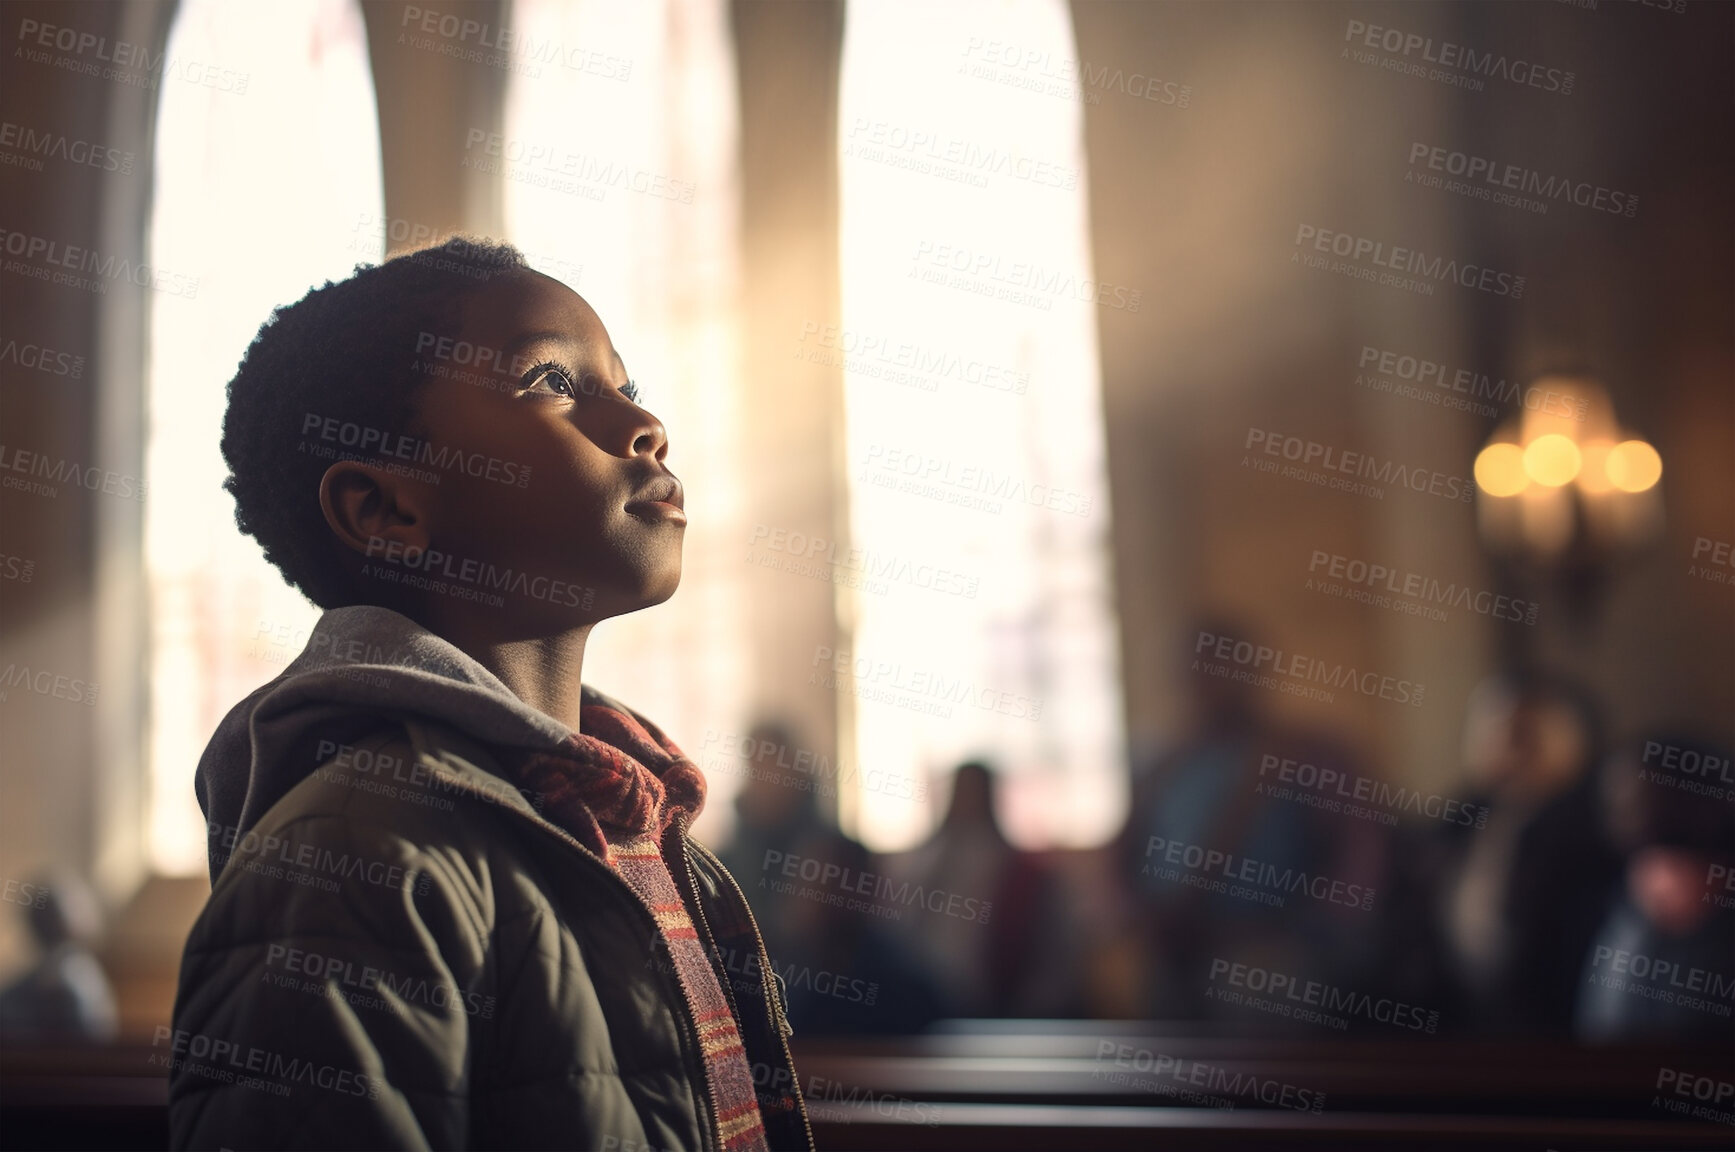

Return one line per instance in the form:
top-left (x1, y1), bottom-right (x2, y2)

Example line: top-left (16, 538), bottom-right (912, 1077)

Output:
top-left (521, 359), bottom-right (642, 404)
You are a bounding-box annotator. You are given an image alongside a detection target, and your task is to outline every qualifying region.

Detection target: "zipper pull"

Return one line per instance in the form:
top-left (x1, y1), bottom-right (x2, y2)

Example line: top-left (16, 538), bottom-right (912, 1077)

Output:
top-left (771, 969), bottom-right (793, 1038)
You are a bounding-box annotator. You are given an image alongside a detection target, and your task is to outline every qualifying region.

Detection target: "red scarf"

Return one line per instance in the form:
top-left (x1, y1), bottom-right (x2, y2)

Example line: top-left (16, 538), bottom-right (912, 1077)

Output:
top-left (502, 703), bottom-right (769, 1152)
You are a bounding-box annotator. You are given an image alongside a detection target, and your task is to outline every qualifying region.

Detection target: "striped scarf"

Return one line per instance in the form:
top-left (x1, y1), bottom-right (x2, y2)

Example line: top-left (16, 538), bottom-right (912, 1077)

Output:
top-left (504, 703), bottom-right (769, 1152)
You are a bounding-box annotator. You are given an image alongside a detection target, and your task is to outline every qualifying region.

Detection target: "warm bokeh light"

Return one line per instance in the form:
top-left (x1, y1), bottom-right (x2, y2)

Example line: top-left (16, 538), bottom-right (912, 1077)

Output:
top-left (1474, 442), bottom-right (1529, 497)
top-left (1522, 433), bottom-right (1583, 488)
top-left (1606, 439), bottom-right (1663, 493)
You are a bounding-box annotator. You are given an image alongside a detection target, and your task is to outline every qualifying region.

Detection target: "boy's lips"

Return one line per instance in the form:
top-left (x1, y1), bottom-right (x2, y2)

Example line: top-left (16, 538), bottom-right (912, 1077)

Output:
top-left (624, 476), bottom-right (686, 523)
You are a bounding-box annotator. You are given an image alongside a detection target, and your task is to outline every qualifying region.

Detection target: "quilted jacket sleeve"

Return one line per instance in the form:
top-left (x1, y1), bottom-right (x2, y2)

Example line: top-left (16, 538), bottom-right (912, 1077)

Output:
top-left (166, 798), bottom-right (492, 1151)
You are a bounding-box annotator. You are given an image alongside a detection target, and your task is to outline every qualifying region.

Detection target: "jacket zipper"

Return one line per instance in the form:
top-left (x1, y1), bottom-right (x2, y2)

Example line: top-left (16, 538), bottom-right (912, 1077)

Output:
top-left (402, 733), bottom-right (725, 1151)
top-left (685, 834), bottom-right (816, 1152)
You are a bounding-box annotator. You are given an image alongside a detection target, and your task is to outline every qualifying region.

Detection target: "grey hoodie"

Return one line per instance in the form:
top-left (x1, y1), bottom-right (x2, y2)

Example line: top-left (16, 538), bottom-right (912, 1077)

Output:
top-left (196, 603), bottom-right (606, 885)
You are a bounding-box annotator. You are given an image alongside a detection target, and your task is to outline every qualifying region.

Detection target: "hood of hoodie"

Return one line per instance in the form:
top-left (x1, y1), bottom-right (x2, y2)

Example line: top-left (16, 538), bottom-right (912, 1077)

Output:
top-left (195, 603), bottom-right (669, 885)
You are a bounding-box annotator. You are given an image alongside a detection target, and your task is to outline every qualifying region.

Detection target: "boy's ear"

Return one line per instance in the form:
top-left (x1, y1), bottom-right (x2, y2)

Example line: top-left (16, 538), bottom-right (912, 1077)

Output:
top-left (318, 461), bottom-right (432, 562)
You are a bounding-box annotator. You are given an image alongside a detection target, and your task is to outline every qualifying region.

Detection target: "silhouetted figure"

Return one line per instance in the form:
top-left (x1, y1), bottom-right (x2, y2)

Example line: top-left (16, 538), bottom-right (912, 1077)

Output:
top-left (0, 872), bottom-right (118, 1042)
top-left (1577, 732), bottom-right (1735, 1043)
top-left (882, 761), bottom-right (1075, 1017)
top-left (1440, 672), bottom-right (1621, 1036)
top-left (1116, 617), bottom-right (1359, 1021)
top-left (720, 721), bottom-right (944, 1034)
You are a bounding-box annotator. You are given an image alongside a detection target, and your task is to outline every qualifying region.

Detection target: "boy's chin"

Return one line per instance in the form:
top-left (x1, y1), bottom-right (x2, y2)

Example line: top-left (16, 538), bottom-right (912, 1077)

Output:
top-left (596, 567), bottom-right (683, 619)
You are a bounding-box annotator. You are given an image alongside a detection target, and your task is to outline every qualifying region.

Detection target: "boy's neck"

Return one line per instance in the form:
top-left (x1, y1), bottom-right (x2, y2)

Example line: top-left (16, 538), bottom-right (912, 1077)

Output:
top-left (426, 612), bottom-right (594, 735)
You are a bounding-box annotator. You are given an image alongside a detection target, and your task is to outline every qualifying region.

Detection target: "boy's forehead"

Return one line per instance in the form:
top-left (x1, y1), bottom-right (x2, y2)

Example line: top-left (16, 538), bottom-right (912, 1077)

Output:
top-left (461, 267), bottom-right (609, 358)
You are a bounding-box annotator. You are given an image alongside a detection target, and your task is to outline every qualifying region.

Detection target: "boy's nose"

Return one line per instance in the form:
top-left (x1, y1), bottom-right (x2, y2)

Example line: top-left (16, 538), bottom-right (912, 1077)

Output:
top-left (629, 411), bottom-right (669, 460)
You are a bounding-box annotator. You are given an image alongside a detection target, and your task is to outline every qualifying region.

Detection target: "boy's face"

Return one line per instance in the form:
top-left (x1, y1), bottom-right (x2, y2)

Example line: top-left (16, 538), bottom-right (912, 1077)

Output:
top-left (397, 267), bottom-right (685, 628)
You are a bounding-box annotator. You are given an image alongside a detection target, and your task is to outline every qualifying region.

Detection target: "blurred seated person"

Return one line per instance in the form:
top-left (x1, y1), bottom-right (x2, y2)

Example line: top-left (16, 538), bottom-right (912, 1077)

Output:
top-left (0, 871), bottom-right (118, 1043)
top-left (1576, 732), bottom-right (1735, 1043)
top-left (881, 761), bottom-right (1077, 1017)
top-left (717, 719), bottom-right (831, 961)
top-left (1116, 616), bottom-right (1360, 1020)
top-left (1442, 671), bottom-right (1621, 1035)
top-left (718, 720), bottom-right (943, 1034)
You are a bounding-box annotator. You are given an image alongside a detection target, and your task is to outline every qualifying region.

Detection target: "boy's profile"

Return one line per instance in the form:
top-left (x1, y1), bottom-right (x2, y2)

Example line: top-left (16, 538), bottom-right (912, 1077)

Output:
top-left (166, 237), bottom-right (812, 1152)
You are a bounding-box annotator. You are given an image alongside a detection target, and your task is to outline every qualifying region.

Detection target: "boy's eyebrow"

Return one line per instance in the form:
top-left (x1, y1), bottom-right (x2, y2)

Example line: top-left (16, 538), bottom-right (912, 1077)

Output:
top-left (507, 331), bottom-right (629, 384)
top-left (506, 329), bottom-right (575, 357)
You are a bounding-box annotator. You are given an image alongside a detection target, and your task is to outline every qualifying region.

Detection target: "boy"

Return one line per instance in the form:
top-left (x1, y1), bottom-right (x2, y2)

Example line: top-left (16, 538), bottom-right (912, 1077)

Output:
top-left (166, 237), bottom-right (812, 1151)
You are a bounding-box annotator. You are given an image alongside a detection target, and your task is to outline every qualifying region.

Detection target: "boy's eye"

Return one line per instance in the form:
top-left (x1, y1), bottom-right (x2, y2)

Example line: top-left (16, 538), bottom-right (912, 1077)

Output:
top-left (523, 362), bottom-right (580, 398)
top-left (522, 361), bottom-right (642, 404)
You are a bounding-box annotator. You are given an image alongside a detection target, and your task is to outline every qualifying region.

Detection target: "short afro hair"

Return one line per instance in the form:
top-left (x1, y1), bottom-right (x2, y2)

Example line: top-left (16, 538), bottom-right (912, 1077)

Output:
top-left (221, 236), bottom-right (529, 608)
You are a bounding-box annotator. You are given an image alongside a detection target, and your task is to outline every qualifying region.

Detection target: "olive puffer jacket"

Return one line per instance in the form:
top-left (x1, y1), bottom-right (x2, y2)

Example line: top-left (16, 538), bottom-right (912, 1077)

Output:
top-left (165, 607), bottom-right (813, 1151)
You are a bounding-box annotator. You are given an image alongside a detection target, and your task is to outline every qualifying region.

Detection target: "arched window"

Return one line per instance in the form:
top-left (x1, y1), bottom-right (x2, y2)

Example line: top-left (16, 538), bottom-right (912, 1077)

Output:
top-left (838, 0), bottom-right (1125, 849)
top-left (501, 0), bottom-right (749, 845)
top-left (144, 0), bottom-right (384, 874)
